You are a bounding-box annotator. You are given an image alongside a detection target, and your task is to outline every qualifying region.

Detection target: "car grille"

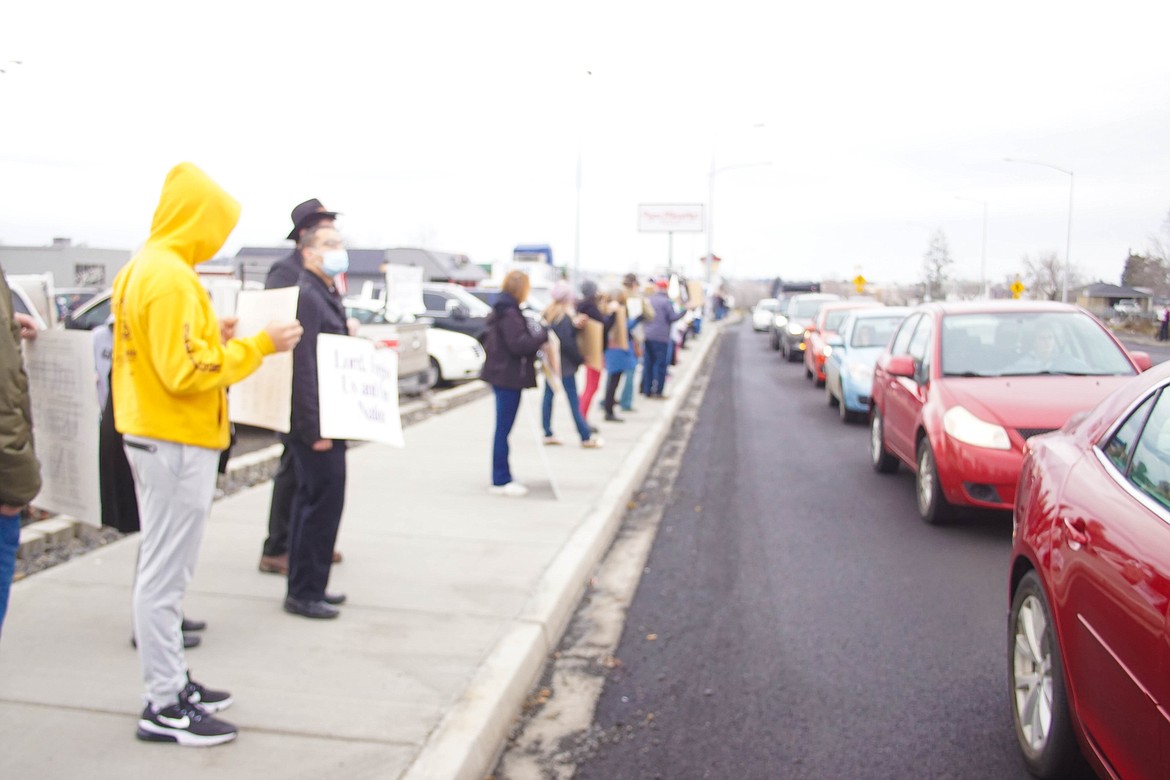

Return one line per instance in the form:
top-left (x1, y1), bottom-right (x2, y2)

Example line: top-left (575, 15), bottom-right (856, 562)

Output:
top-left (1017, 427), bottom-right (1056, 440)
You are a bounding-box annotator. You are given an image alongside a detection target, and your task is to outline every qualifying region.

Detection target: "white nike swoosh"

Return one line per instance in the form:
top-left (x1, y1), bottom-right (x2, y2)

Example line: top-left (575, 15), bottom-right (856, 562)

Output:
top-left (157, 715), bottom-right (191, 729)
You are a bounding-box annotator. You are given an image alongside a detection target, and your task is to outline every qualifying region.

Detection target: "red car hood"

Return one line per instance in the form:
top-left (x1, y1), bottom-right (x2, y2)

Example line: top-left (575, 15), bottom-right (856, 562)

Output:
top-left (941, 375), bottom-right (1135, 431)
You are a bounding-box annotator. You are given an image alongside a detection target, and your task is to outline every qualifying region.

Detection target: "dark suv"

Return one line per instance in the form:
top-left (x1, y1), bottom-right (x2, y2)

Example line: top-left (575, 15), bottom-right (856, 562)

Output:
top-left (776, 293), bottom-right (841, 362)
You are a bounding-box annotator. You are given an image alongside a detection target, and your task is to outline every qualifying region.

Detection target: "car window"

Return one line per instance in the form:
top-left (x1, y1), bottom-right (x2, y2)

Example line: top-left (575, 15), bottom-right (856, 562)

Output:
top-left (890, 314), bottom-right (920, 356)
top-left (422, 292), bottom-right (447, 313)
top-left (907, 316), bottom-right (933, 362)
top-left (1124, 390), bottom-right (1170, 509)
top-left (346, 307), bottom-right (385, 325)
top-left (851, 315), bottom-right (901, 348)
top-left (824, 309), bottom-right (854, 332)
top-left (72, 296), bottom-right (111, 330)
top-left (1103, 394), bottom-right (1156, 474)
top-left (790, 298), bottom-right (831, 319)
top-left (9, 289), bottom-right (31, 317)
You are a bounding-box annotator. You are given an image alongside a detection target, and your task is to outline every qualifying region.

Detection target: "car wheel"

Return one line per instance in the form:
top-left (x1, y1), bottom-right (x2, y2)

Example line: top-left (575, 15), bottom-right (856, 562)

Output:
top-left (1009, 571), bottom-right (1087, 779)
top-left (786, 343), bottom-right (800, 363)
top-left (771, 332), bottom-right (780, 351)
top-left (839, 393), bottom-right (853, 424)
top-left (425, 358), bottom-right (442, 389)
top-left (805, 361), bottom-right (813, 379)
top-left (916, 438), bottom-right (953, 524)
top-left (869, 411), bottom-right (898, 474)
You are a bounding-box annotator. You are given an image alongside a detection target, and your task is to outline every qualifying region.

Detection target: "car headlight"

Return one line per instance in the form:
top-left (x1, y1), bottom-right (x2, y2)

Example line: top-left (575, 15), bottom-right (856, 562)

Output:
top-left (848, 362), bottom-right (873, 382)
top-left (821, 345), bottom-right (833, 358)
top-left (943, 406), bottom-right (1011, 450)
top-left (773, 314), bottom-right (788, 328)
top-left (787, 322), bottom-right (804, 336)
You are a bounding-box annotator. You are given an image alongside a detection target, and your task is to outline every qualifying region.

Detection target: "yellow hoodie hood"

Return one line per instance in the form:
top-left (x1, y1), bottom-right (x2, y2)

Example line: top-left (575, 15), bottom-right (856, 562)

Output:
top-left (147, 161), bottom-right (241, 265)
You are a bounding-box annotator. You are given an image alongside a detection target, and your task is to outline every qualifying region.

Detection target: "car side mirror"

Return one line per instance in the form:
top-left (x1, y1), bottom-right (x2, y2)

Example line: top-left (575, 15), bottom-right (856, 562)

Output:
top-left (446, 300), bottom-right (469, 320)
top-left (884, 354), bottom-right (916, 378)
top-left (1130, 351), bottom-right (1153, 372)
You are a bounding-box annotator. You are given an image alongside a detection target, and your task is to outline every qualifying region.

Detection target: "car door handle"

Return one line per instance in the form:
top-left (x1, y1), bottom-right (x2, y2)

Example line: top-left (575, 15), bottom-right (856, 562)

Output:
top-left (1062, 516), bottom-right (1090, 550)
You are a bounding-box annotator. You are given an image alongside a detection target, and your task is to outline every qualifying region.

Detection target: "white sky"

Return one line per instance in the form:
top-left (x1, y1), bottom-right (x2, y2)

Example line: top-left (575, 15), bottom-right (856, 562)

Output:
top-left (3, 0), bottom-right (1169, 287)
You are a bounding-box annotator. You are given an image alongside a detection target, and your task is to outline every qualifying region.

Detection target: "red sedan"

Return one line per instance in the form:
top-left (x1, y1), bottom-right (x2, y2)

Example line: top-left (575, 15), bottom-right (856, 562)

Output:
top-left (802, 300), bottom-right (881, 385)
top-left (869, 301), bottom-right (1151, 524)
top-left (1009, 358), bottom-right (1170, 779)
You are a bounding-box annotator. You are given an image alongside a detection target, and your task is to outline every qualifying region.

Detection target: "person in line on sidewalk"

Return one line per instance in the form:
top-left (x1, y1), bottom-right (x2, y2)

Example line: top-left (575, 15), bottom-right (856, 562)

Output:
top-left (93, 319), bottom-right (205, 649)
top-left (619, 273), bottom-right (650, 413)
top-left (0, 266), bottom-right (41, 641)
top-left (482, 270), bottom-right (548, 497)
top-left (259, 197), bottom-right (341, 576)
top-left (602, 288), bottom-right (634, 422)
top-left (540, 281), bottom-right (601, 449)
top-left (112, 162), bottom-right (303, 746)
top-left (283, 224), bottom-right (351, 620)
top-left (1160, 306), bottom-right (1169, 342)
top-left (576, 280), bottom-right (606, 431)
top-left (643, 278), bottom-right (684, 398)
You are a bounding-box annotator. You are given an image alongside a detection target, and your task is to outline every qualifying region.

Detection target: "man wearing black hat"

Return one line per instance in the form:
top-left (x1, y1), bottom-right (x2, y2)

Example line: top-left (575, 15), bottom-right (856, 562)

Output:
top-left (258, 199), bottom-right (341, 575)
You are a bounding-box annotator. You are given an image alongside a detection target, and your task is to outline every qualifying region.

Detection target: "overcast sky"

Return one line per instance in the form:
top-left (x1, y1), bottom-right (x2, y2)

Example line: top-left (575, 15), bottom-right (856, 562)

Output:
top-left (3, 0), bottom-right (1169, 289)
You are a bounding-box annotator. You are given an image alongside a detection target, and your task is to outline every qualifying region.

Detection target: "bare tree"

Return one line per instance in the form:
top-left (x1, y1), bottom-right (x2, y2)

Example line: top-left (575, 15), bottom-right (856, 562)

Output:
top-left (922, 229), bottom-right (953, 301)
top-left (1022, 252), bottom-right (1084, 301)
top-left (1121, 252), bottom-right (1169, 293)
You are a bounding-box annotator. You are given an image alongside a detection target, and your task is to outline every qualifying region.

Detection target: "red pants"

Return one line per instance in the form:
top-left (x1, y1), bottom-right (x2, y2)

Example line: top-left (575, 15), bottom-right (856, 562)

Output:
top-left (579, 367), bottom-right (601, 420)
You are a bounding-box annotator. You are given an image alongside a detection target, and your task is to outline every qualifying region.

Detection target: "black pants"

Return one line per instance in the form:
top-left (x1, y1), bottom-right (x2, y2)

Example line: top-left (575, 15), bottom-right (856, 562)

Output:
top-left (262, 445), bottom-right (296, 557)
top-left (604, 371), bottom-right (623, 415)
top-left (286, 438), bottom-right (346, 602)
top-left (98, 390), bottom-right (140, 533)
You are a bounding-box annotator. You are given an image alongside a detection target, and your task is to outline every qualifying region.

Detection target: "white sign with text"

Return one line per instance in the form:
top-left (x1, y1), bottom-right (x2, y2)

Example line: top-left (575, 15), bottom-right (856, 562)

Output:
top-left (637, 203), bottom-right (705, 233)
top-left (317, 334), bottom-right (404, 447)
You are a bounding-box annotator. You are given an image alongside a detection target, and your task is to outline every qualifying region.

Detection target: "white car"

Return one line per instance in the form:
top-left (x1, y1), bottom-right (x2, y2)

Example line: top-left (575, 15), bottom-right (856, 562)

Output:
top-left (425, 326), bottom-right (484, 384)
top-left (751, 298), bottom-right (780, 331)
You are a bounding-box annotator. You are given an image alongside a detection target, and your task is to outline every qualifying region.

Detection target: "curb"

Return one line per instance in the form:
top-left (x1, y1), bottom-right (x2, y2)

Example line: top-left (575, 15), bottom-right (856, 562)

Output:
top-left (399, 321), bottom-right (728, 780)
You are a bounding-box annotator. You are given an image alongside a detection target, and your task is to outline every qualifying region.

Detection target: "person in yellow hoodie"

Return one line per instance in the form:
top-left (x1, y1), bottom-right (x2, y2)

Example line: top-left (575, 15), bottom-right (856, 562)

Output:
top-left (112, 162), bottom-right (302, 747)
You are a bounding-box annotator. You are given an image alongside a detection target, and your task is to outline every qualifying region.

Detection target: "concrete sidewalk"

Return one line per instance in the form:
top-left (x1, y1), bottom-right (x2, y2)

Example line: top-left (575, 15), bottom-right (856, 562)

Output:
top-left (0, 323), bottom-right (724, 780)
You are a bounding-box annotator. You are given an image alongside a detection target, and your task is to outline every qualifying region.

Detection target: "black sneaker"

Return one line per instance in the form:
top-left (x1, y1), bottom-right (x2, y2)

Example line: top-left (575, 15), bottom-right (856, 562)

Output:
top-left (182, 674), bottom-right (232, 713)
top-left (136, 694), bottom-right (237, 746)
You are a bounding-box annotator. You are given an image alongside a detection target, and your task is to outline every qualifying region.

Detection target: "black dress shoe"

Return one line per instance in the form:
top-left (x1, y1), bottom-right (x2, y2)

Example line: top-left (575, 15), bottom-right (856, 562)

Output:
top-left (181, 616), bottom-right (206, 632)
top-left (283, 597), bottom-right (340, 620)
top-left (131, 633), bottom-right (201, 649)
top-left (604, 413), bottom-right (624, 422)
top-left (323, 592), bottom-right (347, 605)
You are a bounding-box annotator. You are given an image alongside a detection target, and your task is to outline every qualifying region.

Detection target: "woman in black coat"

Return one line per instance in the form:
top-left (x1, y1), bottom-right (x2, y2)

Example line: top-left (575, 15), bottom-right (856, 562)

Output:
top-left (481, 270), bottom-right (547, 496)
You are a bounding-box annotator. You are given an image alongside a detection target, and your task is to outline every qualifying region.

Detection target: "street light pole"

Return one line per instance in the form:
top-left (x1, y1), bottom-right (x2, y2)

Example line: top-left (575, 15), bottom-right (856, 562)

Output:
top-left (955, 196), bottom-right (988, 299)
top-left (1004, 158), bottom-right (1074, 302)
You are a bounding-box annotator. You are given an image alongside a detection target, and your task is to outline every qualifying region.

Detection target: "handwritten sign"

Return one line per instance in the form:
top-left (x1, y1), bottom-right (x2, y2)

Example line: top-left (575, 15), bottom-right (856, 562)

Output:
top-left (317, 334), bottom-right (405, 447)
top-left (24, 330), bottom-right (101, 525)
top-left (229, 287), bottom-right (299, 432)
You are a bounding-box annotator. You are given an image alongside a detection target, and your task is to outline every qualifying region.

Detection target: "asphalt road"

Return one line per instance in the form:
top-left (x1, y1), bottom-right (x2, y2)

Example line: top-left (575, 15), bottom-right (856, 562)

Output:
top-left (574, 321), bottom-right (1033, 780)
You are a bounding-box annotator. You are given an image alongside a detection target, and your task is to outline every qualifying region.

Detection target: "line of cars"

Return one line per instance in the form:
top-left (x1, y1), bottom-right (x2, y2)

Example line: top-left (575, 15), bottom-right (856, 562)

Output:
top-left (753, 292), bottom-right (1166, 778)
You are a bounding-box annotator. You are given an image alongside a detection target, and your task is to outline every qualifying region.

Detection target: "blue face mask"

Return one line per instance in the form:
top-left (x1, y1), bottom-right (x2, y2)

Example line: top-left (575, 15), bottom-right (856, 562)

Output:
top-left (321, 249), bottom-right (349, 277)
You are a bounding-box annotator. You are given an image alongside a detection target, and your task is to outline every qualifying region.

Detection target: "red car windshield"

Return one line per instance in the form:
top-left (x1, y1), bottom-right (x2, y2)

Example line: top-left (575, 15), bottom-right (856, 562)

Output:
top-left (940, 311), bottom-right (1136, 377)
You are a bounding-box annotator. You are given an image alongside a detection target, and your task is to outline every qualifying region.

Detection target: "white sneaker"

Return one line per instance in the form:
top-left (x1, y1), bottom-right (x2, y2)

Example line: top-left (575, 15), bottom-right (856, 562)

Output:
top-left (488, 482), bottom-right (529, 497)
top-left (582, 437), bottom-right (604, 449)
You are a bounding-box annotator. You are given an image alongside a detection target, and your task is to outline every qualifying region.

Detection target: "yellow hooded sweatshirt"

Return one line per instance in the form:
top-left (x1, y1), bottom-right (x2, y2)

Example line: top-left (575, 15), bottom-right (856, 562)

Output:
top-left (111, 162), bottom-right (276, 450)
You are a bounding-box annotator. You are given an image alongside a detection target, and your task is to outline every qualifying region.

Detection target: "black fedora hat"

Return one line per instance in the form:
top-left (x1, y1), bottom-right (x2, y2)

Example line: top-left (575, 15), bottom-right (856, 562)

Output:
top-left (287, 198), bottom-right (339, 240)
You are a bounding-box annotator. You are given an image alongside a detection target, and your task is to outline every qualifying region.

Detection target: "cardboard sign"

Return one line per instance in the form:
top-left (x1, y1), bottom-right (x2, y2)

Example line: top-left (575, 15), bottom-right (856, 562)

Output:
top-left (229, 287), bottom-right (299, 432)
top-left (609, 306), bottom-right (629, 351)
top-left (577, 318), bottom-right (604, 371)
top-left (317, 334), bottom-right (405, 447)
top-left (540, 326), bottom-right (562, 394)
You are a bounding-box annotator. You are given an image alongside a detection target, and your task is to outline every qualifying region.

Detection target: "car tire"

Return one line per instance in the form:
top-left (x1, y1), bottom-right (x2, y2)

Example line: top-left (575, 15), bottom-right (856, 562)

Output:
top-left (1009, 571), bottom-right (1088, 779)
top-left (869, 411), bottom-right (899, 474)
top-left (428, 357), bottom-right (447, 388)
top-left (770, 332), bottom-right (780, 351)
top-left (805, 362), bottom-right (813, 380)
top-left (786, 343), bottom-right (800, 363)
top-left (916, 438), bottom-right (953, 524)
top-left (839, 393), bottom-right (853, 424)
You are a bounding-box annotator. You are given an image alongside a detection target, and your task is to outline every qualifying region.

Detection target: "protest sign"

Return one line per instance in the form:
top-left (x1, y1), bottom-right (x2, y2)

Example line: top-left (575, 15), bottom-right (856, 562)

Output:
top-left (317, 334), bottom-right (405, 447)
top-left (229, 287), bottom-right (299, 432)
top-left (24, 330), bottom-right (101, 525)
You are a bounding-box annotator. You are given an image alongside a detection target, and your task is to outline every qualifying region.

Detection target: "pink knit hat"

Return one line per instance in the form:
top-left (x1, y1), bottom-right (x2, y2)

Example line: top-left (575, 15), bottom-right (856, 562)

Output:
top-left (550, 280), bottom-right (573, 303)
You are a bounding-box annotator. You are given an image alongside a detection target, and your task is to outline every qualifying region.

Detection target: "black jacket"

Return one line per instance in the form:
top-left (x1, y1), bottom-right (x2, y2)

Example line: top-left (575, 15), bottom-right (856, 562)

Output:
top-left (266, 249), bottom-right (303, 290)
top-left (548, 314), bottom-right (583, 377)
top-left (480, 293), bottom-right (546, 389)
top-left (290, 270), bottom-right (348, 444)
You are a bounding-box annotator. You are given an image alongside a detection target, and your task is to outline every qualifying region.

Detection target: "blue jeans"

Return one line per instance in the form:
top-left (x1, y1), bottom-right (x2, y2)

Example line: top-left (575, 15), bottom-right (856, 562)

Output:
top-left (620, 365), bottom-right (637, 410)
top-left (645, 340), bottom-right (670, 395)
top-left (0, 513), bottom-right (18, 638)
top-left (492, 387), bottom-right (522, 486)
top-left (542, 374), bottom-right (591, 442)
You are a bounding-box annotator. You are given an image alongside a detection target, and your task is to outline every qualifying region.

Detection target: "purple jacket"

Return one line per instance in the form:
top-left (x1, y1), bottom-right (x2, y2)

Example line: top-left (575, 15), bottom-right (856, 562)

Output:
top-left (644, 291), bottom-right (683, 342)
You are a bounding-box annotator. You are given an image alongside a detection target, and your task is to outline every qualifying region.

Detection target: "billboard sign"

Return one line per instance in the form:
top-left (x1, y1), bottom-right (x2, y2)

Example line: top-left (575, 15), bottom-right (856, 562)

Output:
top-left (637, 203), bottom-right (704, 233)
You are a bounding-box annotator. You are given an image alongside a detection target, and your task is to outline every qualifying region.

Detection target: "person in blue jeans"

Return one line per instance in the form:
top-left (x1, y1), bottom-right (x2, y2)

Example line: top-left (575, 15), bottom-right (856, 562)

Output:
top-left (481, 270), bottom-right (548, 497)
top-left (643, 278), bottom-right (685, 397)
top-left (0, 267), bottom-right (43, 639)
top-left (541, 281), bottom-right (602, 449)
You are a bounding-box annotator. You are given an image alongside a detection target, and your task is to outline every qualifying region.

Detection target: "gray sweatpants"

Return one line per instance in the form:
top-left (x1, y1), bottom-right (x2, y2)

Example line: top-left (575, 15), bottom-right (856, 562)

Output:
top-left (123, 435), bottom-right (219, 710)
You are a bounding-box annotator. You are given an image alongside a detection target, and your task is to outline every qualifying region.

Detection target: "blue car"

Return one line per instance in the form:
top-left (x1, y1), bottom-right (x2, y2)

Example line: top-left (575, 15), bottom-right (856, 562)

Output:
top-left (824, 307), bottom-right (910, 423)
